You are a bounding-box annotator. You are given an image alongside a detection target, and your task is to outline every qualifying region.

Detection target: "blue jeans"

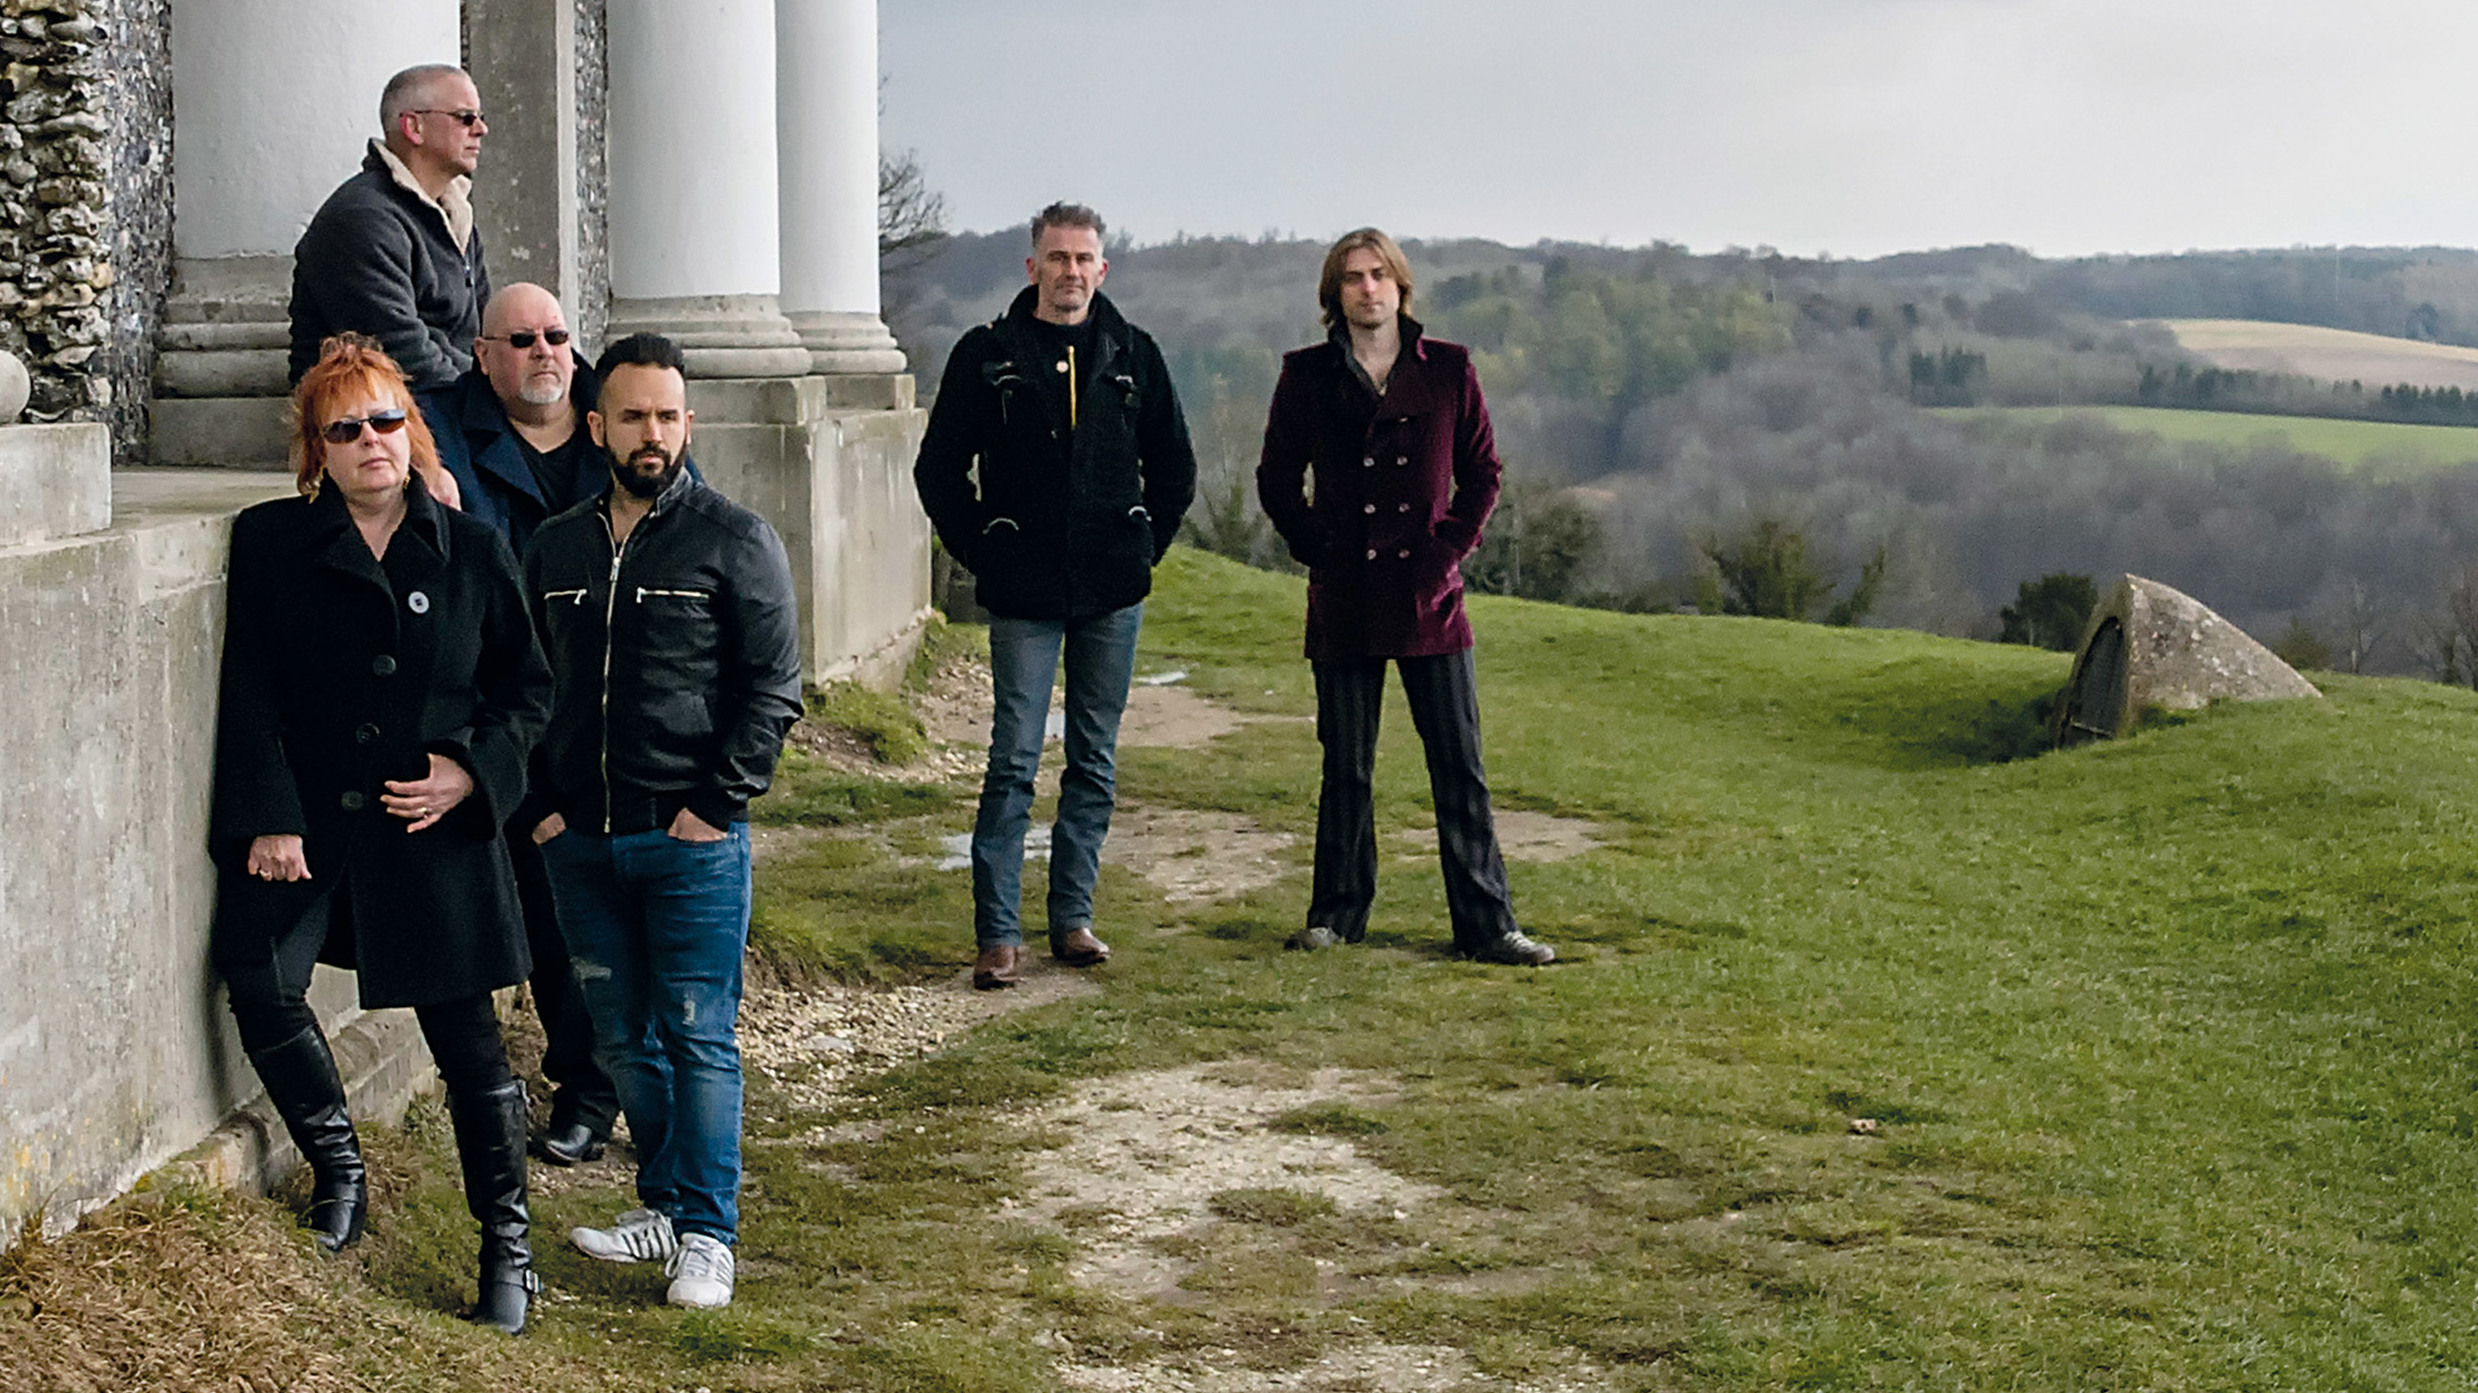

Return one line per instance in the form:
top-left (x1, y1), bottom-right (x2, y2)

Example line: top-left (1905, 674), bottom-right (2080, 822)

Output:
top-left (541, 823), bottom-right (751, 1245)
top-left (974, 602), bottom-right (1144, 948)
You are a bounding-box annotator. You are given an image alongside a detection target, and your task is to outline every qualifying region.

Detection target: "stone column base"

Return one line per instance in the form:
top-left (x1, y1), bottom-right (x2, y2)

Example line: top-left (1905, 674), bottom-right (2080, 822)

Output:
top-left (787, 309), bottom-right (909, 376)
top-left (606, 294), bottom-right (810, 379)
top-left (150, 256), bottom-right (292, 468)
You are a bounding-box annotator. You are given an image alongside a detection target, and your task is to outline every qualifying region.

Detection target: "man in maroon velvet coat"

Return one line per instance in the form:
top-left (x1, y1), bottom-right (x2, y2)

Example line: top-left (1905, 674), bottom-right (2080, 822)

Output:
top-left (1255, 228), bottom-right (1555, 966)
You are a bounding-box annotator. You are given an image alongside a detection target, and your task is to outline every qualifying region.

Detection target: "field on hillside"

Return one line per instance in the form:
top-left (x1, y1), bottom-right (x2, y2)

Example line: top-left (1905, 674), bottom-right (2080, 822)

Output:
top-left (21, 549), bottom-right (2478, 1391)
top-left (2158, 317), bottom-right (2478, 390)
top-left (1942, 402), bottom-right (2478, 470)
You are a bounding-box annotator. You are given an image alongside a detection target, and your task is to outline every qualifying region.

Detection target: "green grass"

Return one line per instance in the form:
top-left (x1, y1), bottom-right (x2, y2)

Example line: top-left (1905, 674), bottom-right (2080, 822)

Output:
top-left (30, 546), bottom-right (2478, 1390)
top-left (1941, 403), bottom-right (2478, 471)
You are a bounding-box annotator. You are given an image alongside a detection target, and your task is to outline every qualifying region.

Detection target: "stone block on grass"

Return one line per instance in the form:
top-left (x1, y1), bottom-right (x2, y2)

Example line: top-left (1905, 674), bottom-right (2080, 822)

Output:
top-left (2057, 573), bottom-right (2319, 746)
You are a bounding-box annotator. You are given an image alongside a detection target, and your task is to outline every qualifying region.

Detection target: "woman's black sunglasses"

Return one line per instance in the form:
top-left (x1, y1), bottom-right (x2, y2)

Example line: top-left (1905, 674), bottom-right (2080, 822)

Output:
top-left (320, 410), bottom-right (410, 445)
top-left (482, 329), bottom-right (572, 349)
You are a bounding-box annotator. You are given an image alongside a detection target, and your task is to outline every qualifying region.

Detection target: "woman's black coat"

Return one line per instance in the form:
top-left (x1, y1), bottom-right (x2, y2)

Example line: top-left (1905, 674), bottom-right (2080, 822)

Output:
top-left (209, 476), bottom-right (551, 1009)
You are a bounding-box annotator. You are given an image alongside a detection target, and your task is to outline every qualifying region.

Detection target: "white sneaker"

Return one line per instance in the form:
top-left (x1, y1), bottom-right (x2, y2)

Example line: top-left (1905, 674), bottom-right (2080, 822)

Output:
top-left (665, 1232), bottom-right (735, 1309)
top-left (570, 1207), bottom-right (677, 1264)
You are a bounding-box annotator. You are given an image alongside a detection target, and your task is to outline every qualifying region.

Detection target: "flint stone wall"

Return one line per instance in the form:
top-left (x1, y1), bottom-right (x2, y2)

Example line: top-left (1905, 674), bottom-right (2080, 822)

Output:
top-left (0, 0), bottom-right (170, 461)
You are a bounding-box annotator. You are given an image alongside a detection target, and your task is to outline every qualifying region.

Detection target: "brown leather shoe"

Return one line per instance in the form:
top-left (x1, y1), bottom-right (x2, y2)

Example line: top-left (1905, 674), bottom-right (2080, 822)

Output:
top-left (1048, 926), bottom-right (1111, 968)
top-left (972, 943), bottom-right (1021, 990)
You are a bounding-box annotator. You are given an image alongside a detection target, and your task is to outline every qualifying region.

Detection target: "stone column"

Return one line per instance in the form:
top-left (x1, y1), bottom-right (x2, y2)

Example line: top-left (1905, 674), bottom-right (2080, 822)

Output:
top-left (465, 0), bottom-right (581, 315)
top-left (602, 0), bottom-right (807, 378)
top-left (775, 0), bottom-right (905, 376)
top-left (154, 0), bottom-right (462, 466)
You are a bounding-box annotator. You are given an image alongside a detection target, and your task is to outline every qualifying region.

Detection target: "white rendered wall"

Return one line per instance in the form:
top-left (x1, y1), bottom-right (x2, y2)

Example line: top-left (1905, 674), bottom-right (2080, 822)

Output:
top-left (171, 0), bottom-right (462, 258)
top-left (607, 0), bottom-right (783, 299)
top-left (776, 0), bottom-right (881, 317)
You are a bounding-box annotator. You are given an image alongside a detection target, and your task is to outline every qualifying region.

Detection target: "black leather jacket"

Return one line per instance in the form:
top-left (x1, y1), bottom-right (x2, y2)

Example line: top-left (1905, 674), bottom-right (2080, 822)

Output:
top-left (522, 464), bottom-right (802, 836)
top-left (914, 287), bottom-right (1196, 621)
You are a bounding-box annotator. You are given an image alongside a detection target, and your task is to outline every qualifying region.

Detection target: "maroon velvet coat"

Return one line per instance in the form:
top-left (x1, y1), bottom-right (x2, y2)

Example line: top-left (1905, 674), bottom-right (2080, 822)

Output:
top-left (1256, 320), bottom-right (1501, 660)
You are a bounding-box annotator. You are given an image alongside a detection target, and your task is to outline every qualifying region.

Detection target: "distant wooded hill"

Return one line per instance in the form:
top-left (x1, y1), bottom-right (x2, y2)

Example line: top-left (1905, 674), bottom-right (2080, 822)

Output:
top-left (886, 233), bottom-right (2478, 678)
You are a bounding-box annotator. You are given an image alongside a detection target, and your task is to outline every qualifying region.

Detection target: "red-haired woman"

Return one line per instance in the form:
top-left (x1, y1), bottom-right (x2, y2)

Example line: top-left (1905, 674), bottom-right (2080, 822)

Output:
top-left (209, 334), bottom-right (549, 1334)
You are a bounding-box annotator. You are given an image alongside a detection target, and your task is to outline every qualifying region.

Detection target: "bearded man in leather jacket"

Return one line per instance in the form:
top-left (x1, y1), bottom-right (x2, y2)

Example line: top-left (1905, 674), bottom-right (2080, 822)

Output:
top-left (521, 333), bottom-right (801, 1311)
top-left (914, 202), bottom-right (1196, 990)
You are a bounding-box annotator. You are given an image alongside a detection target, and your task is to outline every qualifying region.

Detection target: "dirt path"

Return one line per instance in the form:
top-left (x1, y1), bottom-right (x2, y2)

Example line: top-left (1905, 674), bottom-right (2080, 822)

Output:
top-left (718, 670), bottom-right (1611, 1389)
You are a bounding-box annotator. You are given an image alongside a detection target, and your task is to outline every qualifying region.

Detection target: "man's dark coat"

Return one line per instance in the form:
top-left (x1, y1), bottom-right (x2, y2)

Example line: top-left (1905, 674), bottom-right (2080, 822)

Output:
top-left (210, 475), bottom-right (550, 1008)
top-left (1256, 317), bottom-right (1502, 660)
top-left (427, 355), bottom-right (602, 559)
top-left (913, 287), bottom-right (1197, 621)
top-left (288, 142), bottom-right (488, 391)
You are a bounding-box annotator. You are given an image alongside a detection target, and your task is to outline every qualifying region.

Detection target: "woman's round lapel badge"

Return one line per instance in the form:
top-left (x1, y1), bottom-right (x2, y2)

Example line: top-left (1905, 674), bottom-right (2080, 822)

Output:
top-left (407, 590), bottom-right (431, 615)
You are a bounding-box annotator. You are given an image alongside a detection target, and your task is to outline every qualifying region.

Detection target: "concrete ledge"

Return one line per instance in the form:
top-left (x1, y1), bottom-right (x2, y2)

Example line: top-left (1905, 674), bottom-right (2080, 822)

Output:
top-left (172, 1008), bottom-right (437, 1197)
top-left (815, 604), bottom-right (933, 689)
top-left (0, 422), bottom-right (109, 547)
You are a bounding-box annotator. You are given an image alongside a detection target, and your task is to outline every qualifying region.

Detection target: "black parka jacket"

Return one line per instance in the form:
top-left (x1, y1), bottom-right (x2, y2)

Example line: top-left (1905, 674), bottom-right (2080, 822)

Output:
top-left (913, 287), bottom-right (1197, 621)
top-left (209, 475), bottom-right (550, 1008)
top-left (522, 466), bottom-right (804, 837)
top-left (288, 142), bottom-right (489, 391)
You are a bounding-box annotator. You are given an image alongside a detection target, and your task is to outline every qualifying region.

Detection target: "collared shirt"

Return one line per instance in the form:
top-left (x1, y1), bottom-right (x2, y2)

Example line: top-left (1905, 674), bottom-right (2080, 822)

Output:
top-left (1331, 322), bottom-right (1392, 400)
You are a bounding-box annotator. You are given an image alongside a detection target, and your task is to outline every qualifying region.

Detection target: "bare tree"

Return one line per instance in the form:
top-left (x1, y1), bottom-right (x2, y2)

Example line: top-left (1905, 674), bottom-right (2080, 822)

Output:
top-left (2328, 576), bottom-right (2383, 675)
top-left (879, 148), bottom-right (949, 266)
top-left (2407, 568), bottom-right (2478, 688)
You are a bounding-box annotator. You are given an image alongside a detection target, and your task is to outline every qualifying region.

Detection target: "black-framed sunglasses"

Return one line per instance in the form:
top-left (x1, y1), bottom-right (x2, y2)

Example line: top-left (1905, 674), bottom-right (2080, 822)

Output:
top-left (412, 108), bottom-right (486, 128)
top-left (481, 328), bottom-right (571, 349)
top-left (320, 410), bottom-right (410, 445)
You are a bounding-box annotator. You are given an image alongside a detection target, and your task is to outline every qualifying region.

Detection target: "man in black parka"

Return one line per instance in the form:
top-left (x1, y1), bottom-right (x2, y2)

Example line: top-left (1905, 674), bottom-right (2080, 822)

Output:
top-left (288, 63), bottom-right (490, 392)
top-left (913, 202), bottom-right (1196, 990)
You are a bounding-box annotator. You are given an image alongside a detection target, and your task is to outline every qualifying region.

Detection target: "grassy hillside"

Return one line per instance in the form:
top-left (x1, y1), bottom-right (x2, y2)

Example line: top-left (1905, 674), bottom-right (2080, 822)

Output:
top-left (2159, 318), bottom-right (2478, 391)
top-left (21, 549), bottom-right (2478, 1391)
top-left (1942, 402), bottom-right (2478, 471)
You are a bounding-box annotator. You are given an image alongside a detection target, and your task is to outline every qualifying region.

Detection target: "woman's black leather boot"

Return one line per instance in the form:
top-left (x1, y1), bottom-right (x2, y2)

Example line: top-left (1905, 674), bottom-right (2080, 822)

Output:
top-left (246, 1025), bottom-right (368, 1253)
top-left (449, 1079), bottom-right (537, 1334)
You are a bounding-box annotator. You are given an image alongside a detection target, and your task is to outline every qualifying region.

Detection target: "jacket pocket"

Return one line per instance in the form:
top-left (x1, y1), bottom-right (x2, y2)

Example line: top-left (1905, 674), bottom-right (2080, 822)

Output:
top-left (972, 516), bottom-right (1020, 576)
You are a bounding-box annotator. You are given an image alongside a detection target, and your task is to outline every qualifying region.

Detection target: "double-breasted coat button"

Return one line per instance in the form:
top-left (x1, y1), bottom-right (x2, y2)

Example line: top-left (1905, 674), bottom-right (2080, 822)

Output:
top-left (1362, 456), bottom-right (1374, 468)
top-left (1365, 548), bottom-right (1377, 560)
top-left (1395, 455), bottom-right (1407, 465)
top-left (1363, 503), bottom-right (1376, 514)
top-left (340, 790), bottom-right (367, 811)
top-left (371, 654), bottom-right (397, 677)
top-left (1397, 548), bottom-right (1411, 559)
top-left (354, 723), bottom-right (379, 745)
top-left (1397, 503), bottom-right (1411, 512)
top-left (407, 591), bottom-right (430, 615)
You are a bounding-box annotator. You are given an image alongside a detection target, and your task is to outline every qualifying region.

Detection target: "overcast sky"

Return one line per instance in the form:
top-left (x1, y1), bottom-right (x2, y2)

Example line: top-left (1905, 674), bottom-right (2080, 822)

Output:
top-left (880, 0), bottom-right (2478, 258)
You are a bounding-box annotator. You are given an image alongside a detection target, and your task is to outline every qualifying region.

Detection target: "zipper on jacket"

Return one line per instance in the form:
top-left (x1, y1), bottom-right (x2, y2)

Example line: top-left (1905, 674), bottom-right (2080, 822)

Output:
top-left (598, 513), bottom-right (627, 835)
top-left (1066, 344), bottom-right (1077, 430)
top-left (543, 587), bottom-right (588, 605)
top-left (637, 587), bottom-right (709, 602)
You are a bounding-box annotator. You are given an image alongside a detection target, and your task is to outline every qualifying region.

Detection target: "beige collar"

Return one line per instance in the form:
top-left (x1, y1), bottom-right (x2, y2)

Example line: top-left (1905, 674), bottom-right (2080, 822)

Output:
top-left (371, 139), bottom-right (474, 251)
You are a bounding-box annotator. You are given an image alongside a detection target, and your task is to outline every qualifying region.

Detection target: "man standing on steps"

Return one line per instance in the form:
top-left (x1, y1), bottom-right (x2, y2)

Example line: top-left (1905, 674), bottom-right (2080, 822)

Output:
top-left (1255, 228), bottom-right (1555, 967)
top-left (289, 63), bottom-right (490, 394)
top-left (914, 202), bottom-right (1197, 992)
top-left (430, 283), bottom-right (620, 1168)
top-left (524, 333), bottom-right (803, 1310)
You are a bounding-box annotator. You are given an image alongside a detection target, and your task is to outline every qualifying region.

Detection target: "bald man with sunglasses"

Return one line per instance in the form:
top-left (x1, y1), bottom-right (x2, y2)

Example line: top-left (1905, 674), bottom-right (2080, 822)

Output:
top-left (425, 282), bottom-right (622, 1168)
top-left (289, 63), bottom-right (491, 393)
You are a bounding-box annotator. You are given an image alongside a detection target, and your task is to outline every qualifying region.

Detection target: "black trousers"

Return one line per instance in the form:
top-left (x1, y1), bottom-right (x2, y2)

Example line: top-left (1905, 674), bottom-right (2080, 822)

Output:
top-left (507, 824), bottom-right (619, 1130)
top-left (1309, 648), bottom-right (1519, 947)
top-left (222, 883), bottom-right (512, 1096)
